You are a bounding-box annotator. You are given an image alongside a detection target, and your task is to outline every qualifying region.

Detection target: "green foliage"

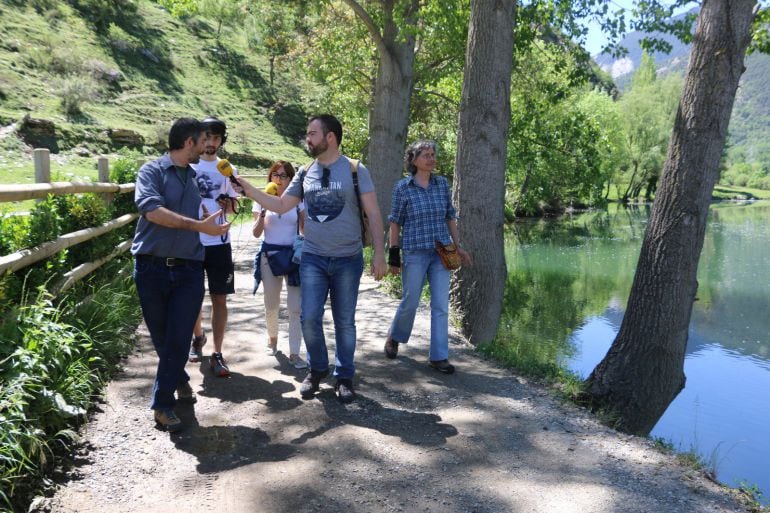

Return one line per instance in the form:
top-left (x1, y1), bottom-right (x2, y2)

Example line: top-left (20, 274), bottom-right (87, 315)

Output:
top-left (615, 52), bottom-right (682, 201)
top-left (0, 266), bottom-right (140, 512)
top-left (65, 0), bottom-right (139, 33)
top-left (508, 41), bottom-right (613, 214)
top-left (110, 153), bottom-right (141, 216)
top-left (198, 0), bottom-right (244, 39)
top-left (0, 187), bottom-right (135, 311)
top-left (300, 3), bottom-right (375, 159)
top-left (156, 0), bottom-right (199, 17)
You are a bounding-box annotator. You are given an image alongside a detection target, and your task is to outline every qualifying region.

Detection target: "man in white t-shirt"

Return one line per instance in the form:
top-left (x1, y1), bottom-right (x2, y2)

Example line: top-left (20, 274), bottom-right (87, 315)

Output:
top-left (189, 117), bottom-right (239, 377)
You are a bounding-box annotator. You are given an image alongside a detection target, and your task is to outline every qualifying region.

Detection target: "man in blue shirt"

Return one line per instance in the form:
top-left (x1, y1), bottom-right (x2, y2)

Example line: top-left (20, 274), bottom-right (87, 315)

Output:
top-left (131, 118), bottom-right (230, 432)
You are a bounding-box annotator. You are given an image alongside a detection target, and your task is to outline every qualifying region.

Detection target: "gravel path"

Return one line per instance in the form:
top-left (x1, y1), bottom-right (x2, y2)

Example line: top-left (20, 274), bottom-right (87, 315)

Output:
top-left (41, 230), bottom-right (751, 513)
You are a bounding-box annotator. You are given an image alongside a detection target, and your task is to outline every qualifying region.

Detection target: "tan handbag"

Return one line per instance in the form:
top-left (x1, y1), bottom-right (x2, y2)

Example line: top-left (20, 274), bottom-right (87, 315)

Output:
top-left (435, 240), bottom-right (462, 270)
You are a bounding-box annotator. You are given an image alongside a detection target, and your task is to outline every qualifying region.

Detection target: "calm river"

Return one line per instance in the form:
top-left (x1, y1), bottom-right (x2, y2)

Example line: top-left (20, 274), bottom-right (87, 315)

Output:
top-left (502, 202), bottom-right (770, 503)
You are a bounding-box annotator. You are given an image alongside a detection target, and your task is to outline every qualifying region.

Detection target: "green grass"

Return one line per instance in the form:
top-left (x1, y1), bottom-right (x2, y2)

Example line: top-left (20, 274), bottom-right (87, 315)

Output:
top-left (712, 184), bottom-right (770, 200)
top-left (604, 182), bottom-right (770, 203)
top-left (0, 0), bottom-right (309, 188)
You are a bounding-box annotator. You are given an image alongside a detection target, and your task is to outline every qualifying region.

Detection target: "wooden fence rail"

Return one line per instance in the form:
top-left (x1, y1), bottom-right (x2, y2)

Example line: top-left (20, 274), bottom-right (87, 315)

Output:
top-left (0, 213), bottom-right (138, 276)
top-left (0, 149), bottom-right (138, 293)
top-left (0, 182), bottom-right (135, 202)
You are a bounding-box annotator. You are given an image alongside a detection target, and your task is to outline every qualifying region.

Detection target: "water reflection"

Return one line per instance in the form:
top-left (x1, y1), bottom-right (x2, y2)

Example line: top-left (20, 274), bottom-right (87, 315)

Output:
top-left (503, 202), bottom-right (770, 502)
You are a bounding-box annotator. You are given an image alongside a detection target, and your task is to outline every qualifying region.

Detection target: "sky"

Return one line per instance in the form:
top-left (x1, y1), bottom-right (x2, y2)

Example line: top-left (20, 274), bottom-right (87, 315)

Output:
top-left (577, 0), bottom-right (695, 57)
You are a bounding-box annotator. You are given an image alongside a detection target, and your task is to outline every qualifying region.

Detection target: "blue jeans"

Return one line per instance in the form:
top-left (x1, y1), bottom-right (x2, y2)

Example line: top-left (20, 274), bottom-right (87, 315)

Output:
top-left (133, 257), bottom-right (204, 410)
top-left (300, 251), bottom-right (364, 380)
top-left (389, 249), bottom-right (450, 361)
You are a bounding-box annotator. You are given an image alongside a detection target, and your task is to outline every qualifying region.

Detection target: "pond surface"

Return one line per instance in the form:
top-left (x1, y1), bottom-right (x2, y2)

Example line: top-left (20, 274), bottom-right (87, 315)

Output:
top-left (503, 202), bottom-right (770, 502)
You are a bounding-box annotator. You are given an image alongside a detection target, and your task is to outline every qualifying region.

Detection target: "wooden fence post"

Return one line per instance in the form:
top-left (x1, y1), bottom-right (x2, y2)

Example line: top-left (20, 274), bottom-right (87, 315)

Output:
top-left (34, 148), bottom-right (50, 202)
top-left (97, 156), bottom-right (112, 206)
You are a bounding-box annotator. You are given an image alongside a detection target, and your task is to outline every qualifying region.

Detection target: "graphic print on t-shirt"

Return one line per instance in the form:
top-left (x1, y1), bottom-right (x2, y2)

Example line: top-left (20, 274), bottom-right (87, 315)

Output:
top-left (196, 173), bottom-right (218, 200)
top-left (305, 178), bottom-right (345, 223)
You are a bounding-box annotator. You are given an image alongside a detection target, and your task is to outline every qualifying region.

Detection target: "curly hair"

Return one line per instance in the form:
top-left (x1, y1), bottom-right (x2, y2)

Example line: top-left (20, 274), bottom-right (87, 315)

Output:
top-left (404, 140), bottom-right (438, 175)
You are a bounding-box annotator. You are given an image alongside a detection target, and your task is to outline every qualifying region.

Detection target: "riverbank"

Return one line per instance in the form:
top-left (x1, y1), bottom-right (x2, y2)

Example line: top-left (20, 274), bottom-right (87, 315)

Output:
top-left (38, 230), bottom-right (756, 513)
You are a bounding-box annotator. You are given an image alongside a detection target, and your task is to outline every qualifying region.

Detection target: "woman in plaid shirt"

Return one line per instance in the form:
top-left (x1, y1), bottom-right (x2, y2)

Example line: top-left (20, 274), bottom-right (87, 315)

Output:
top-left (384, 140), bottom-right (472, 374)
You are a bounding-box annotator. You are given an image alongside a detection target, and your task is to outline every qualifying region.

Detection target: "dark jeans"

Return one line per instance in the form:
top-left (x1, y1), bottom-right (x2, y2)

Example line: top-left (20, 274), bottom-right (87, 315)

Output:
top-left (134, 257), bottom-right (204, 410)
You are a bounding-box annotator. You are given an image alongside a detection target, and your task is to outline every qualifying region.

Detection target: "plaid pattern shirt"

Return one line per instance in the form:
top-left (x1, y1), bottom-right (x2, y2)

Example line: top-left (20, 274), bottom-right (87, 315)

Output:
top-left (388, 174), bottom-right (457, 250)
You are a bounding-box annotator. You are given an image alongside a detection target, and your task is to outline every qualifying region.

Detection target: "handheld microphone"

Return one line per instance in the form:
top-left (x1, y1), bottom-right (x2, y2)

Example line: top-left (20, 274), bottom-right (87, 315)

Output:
top-left (216, 159), bottom-right (240, 186)
top-left (265, 182), bottom-right (279, 196)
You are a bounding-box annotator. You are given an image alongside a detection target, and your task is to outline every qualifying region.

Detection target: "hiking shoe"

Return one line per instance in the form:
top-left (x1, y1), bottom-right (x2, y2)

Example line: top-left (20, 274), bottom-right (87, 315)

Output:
top-left (154, 408), bottom-right (182, 432)
top-left (300, 369), bottom-right (329, 399)
top-left (189, 333), bottom-right (207, 363)
top-left (290, 354), bottom-right (308, 369)
top-left (176, 381), bottom-right (197, 404)
top-left (210, 352), bottom-right (230, 377)
top-left (429, 359), bottom-right (455, 374)
top-left (384, 337), bottom-right (399, 359)
top-left (335, 379), bottom-right (355, 404)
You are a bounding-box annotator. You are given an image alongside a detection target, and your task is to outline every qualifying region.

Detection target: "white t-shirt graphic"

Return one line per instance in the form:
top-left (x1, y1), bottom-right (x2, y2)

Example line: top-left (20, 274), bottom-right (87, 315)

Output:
top-left (192, 158), bottom-right (238, 246)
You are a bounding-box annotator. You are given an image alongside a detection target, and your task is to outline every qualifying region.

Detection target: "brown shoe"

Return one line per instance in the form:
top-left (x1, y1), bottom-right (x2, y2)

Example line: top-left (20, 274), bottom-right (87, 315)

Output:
top-left (384, 337), bottom-right (399, 359)
top-left (153, 408), bottom-right (183, 432)
top-left (429, 359), bottom-right (455, 374)
top-left (176, 381), bottom-right (197, 404)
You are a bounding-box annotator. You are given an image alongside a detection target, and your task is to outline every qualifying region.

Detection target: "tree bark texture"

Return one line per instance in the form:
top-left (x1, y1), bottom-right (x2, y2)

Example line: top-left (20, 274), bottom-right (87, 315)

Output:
top-left (342, 0), bottom-right (418, 230)
top-left (585, 0), bottom-right (757, 435)
top-left (367, 43), bottom-right (415, 229)
top-left (451, 0), bottom-right (516, 344)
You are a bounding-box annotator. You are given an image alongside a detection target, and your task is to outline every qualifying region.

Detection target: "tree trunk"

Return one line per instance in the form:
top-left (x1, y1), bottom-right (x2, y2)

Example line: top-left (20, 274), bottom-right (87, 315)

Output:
top-left (341, 0), bottom-right (418, 230)
top-left (585, 0), bottom-right (757, 435)
top-left (367, 43), bottom-right (415, 228)
top-left (451, 0), bottom-right (516, 345)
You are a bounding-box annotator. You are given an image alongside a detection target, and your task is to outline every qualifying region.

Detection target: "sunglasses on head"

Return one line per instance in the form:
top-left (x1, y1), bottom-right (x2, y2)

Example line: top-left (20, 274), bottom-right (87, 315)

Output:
top-left (322, 167), bottom-right (330, 189)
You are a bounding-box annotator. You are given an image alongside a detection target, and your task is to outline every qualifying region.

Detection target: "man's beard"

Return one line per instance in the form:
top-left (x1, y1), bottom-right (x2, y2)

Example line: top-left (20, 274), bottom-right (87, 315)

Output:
top-left (308, 138), bottom-right (328, 157)
top-left (204, 146), bottom-right (218, 155)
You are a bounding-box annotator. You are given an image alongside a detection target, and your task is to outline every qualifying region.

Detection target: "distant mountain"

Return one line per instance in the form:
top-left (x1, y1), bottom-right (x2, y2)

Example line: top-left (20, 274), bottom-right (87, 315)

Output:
top-left (594, 10), bottom-right (770, 170)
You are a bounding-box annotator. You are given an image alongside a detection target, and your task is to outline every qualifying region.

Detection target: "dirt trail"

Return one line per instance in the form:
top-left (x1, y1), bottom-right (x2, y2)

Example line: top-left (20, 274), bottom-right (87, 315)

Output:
top-left (43, 230), bottom-right (749, 513)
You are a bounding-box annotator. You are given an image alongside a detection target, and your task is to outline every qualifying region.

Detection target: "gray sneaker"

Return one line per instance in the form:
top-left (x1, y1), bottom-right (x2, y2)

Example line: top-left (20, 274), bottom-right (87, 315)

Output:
top-left (300, 369), bottom-right (329, 399)
top-left (189, 333), bottom-right (207, 363)
top-left (290, 355), bottom-right (308, 369)
top-left (335, 379), bottom-right (355, 403)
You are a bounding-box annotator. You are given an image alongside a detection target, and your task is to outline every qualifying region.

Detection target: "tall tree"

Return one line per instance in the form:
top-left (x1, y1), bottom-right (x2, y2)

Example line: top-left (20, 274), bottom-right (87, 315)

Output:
top-left (585, 0), bottom-right (758, 434)
top-left (616, 53), bottom-right (682, 202)
top-left (452, 0), bottom-right (516, 344)
top-left (340, 0), bottom-right (420, 227)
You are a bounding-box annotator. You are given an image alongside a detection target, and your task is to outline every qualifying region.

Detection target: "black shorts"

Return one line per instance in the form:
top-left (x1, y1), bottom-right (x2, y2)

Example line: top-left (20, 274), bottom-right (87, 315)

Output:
top-left (203, 243), bottom-right (235, 295)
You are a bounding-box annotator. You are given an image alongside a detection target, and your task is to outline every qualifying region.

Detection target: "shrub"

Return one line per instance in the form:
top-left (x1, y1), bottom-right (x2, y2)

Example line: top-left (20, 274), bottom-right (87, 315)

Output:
top-left (0, 267), bottom-right (140, 512)
top-left (53, 75), bottom-right (97, 116)
top-left (110, 153), bottom-right (140, 218)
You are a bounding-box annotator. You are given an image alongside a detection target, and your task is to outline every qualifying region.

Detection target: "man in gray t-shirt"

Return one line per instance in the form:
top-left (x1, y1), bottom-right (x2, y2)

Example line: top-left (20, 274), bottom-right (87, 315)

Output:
top-left (285, 153), bottom-right (374, 257)
top-left (239, 114), bottom-right (386, 403)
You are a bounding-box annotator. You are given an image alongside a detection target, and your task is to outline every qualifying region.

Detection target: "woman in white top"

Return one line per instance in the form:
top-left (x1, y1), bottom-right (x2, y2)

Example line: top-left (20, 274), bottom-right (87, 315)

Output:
top-left (252, 161), bottom-right (306, 368)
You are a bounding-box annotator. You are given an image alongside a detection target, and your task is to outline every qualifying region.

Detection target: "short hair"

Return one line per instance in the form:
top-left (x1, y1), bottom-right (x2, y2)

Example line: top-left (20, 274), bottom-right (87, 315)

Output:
top-left (168, 118), bottom-right (203, 151)
top-left (267, 160), bottom-right (296, 182)
top-left (404, 140), bottom-right (438, 175)
top-left (309, 114), bottom-right (343, 146)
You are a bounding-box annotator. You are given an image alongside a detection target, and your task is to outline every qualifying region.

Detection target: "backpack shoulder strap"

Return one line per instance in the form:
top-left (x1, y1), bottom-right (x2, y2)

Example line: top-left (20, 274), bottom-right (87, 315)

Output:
top-left (349, 158), bottom-right (361, 194)
top-left (299, 160), bottom-right (314, 201)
